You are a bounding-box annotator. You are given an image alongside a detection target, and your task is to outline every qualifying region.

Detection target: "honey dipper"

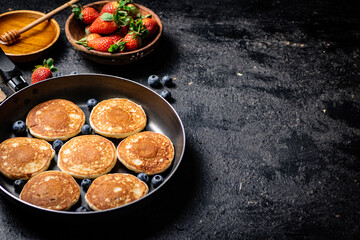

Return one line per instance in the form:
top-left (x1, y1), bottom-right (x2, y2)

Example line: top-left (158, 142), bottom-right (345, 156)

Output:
top-left (0, 0), bottom-right (80, 45)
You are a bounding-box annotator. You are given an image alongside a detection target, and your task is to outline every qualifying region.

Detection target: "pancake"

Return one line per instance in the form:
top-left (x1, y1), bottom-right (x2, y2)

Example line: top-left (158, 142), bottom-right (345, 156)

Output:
top-left (0, 137), bottom-right (55, 180)
top-left (20, 171), bottom-right (80, 211)
top-left (117, 131), bottom-right (174, 175)
top-left (89, 98), bottom-right (146, 139)
top-left (85, 173), bottom-right (148, 211)
top-left (57, 135), bottom-right (117, 179)
top-left (26, 99), bottom-right (85, 141)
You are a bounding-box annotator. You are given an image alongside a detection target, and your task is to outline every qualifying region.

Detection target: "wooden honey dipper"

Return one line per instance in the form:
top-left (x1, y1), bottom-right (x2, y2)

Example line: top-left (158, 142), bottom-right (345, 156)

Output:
top-left (0, 0), bottom-right (80, 45)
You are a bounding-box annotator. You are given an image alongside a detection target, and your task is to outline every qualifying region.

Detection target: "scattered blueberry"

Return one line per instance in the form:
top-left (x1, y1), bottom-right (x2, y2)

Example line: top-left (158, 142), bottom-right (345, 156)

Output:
top-left (160, 90), bottom-right (171, 100)
top-left (87, 98), bottom-right (98, 110)
top-left (52, 139), bottom-right (64, 152)
top-left (12, 120), bottom-right (26, 136)
top-left (55, 72), bottom-right (63, 77)
top-left (14, 179), bottom-right (25, 193)
top-left (76, 206), bottom-right (90, 212)
top-left (137, 173), bottom-right (150, 185)
top-left (81, 124), bottom-right (92, 135)
top-left (151, 175), bottom-right (164, 188)
top-left (81, 178), bottom-right (92, 191)
top-left (70, 71), bottom-right (78, 75)
top-left (148, 75), bottom-right (161, 88)
top-left (161, 75), bottom-right (173, 87)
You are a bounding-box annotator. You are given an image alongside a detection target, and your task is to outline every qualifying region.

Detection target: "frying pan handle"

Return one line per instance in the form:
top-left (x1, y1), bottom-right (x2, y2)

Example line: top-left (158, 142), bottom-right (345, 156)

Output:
top-left (0, 47), bottom-right (28, 92)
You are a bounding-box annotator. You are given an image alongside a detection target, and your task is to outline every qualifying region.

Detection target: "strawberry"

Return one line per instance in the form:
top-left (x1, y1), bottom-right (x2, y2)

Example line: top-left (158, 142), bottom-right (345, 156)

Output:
top-left (31, 59), bottom-right (58, 84)
top-left (124, 3), bottom-right (139, 18)
top-left (89, 13), bottom-right (119, 35)
top-left (87, 33), bottom-right (102, 41)
top-left (76, 33), bottom-right (102, 49)
top-left (72, 5), bottom-right (99, 25)
top-left (123, 33), bottom-right (142, 51)
top-left (87, 37), bottom-right (126, 53)
top-left (108, 34), bottom-right (123, 43)
top-left (100, 1), bottom-right (119, 15)
top-left (142, 17), bottom-right (159, 37)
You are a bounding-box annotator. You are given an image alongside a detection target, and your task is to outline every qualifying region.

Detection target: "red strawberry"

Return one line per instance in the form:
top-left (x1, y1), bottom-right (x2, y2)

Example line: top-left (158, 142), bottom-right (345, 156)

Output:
top-left (76, 33), bottom-right (102, 49)
top-left (100, 1), bottom-right (119, 15)
top-left (125, 3), bottom-right (139, 17)
top-left (142, 18), bottom-right (159, 37)
top-left (123, 33), bottom-right (142, 51)
top-left (87, 37), bottom-right (115, 52)
top-left (31, 58), bottom-right (58, 84)
top-left (87, 37), bottom-right (126, 53)
top-left (108, 34), bottom-right (123, 43)
top-left (89, 13), bottom-right (119, 34)
top-left (72, 5), bottom-right (99, 25)
top-left (87, 33), bottom-right (102, 42)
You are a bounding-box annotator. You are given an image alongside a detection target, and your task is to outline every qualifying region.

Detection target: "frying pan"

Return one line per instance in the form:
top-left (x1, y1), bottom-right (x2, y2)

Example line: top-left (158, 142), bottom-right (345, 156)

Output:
top-left (0, 49), bottom-right (185, 217)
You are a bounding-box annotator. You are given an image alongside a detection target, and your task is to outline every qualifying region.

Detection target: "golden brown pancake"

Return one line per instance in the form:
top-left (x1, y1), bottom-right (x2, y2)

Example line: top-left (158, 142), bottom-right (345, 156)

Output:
top-left (57, 135), bottom-right (117, 179)
top-left (117, 131), bottom-right (174, 175)
top-left (89, 98), bottom-right (146, 139)
top-left (85, 173), bottom-right (148, 211)
top-left (20, 171), bottom-right (80, 211)
top-left (0, 137), bottom-right (55, 180)
top-left (26, 99), bottom-right (85, 141)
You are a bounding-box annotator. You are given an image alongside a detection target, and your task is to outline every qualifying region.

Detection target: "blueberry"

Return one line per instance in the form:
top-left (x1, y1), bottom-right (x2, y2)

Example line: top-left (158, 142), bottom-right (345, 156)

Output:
top-left (52, 139), bottom-right (64, 152)
top-left (14, 179), bottom-right (25, 193)
top-left (87, 98), bottom-right (98, 110)
top-left (81, 178), bottom-right (92, 191)
top-left (70, 71), bottom-right (78, 75)
top-left (76, 206), bottom-right (90, 212)
top-left (151, 175), bottom-right (164, 188)
top-left (161, 75), bottom-right (173, 87)
top-left (12, 120), bottom-right (26, 136)
top-left (137, 173), bottom-right (150, 185)
top-left (81, 124), bottom-right (92, 135)
top-left (160, 90), bottom-right (171, 100)
top-left (148, 75), bottom-right (161, 88)
top-left (55, 72), bottom-right (63, 77)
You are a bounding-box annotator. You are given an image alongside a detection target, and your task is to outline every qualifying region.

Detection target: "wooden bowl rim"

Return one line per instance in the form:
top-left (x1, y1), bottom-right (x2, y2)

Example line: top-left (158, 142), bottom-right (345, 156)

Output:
top-left (65, 1), bottom-right (163, 58)
top-left (0, 10), bottom-right (60, 57)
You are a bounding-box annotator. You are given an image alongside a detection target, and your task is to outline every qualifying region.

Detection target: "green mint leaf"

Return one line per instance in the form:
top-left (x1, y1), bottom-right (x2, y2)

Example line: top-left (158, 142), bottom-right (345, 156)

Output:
top-left (46, 58), bottom-right (54, 67)
top-left (101, 12), bottom-right (114, 21)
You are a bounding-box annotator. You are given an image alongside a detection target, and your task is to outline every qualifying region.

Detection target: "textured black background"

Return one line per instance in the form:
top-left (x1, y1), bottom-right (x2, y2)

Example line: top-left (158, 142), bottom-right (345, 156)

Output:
top-left (0, 0), bottom-right (360, 239)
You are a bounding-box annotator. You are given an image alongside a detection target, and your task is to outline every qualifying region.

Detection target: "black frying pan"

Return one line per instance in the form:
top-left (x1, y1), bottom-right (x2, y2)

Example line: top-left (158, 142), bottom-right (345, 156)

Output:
top-left (0, 49), bottom-right (185, 217)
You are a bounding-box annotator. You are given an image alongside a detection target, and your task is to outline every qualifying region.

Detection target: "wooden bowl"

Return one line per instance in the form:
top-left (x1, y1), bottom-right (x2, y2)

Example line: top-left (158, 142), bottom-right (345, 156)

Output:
top-left (0, 10), bottom-right (60, 63)
top-left (65, 1), bottom-right (163, 65)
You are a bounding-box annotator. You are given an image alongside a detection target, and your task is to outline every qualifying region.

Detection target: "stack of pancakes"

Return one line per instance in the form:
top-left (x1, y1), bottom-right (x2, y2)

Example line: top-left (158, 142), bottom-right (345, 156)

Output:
top-left (0, 98), bottom-right (175, 211)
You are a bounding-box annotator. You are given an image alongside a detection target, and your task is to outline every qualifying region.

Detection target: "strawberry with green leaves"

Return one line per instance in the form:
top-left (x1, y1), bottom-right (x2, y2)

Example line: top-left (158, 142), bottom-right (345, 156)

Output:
top-left (142, 17), bottom-right (158, 37)
top-left (123, 33), bottom-right (141, 51)
top-left (72, 5), bottom-right (99, 25)
top-left (100, 1), bottom-right (119, 15)
top-left (87, 36), bottom-right (126, 53)
top-left (31, 58), bottom-right (58, 84)
top-left (76, 33), bottom-right (102, 48)
top-left (89, 13), bottom-right (119, 35)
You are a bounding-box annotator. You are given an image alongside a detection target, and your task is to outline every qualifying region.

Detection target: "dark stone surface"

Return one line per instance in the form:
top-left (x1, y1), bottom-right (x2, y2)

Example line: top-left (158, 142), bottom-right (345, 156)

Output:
top-left (0, 0), bottom-right (360, 239)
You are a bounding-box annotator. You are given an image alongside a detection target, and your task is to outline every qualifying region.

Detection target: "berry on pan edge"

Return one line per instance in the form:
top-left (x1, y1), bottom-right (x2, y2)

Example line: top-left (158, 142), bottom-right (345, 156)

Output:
top-left (81, 124), bottom-right (92, 135)
top-left (12, 120), bottom-right (27, 136)
top-left (52, 139), bottom-right (64, 153)
top-left (14, 179), bottom-right (25, 193)
top-left (137, 173), bottom-right (150, 185)
top-left (76, 206), bottom-right (91, 212)
top-left (81, 178), bottom-right (92, 191)
top-left (87, 98), bottom-right (98, 110)
top-left (151, 175), bottom-right (164, 188)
